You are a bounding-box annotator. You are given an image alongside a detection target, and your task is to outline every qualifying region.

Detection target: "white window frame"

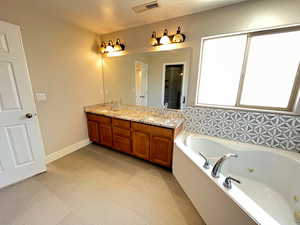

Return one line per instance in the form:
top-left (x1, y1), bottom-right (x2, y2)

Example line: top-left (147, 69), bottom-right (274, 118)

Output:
top-left (195, 24), bottom-right (300, 115)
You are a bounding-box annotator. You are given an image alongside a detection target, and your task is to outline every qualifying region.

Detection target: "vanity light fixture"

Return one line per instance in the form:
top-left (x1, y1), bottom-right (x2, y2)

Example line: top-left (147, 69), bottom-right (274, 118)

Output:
top-left (99, 39), bottom-right (125, 54)
top-left (172, 27), bottom-right (185, 43)
top-left (150, 31), bottom-right (158, 46)
top-left (105, 40), bottom-right (115, 53)
top-left (99, 41), bottom-right (106, 54)
top-left (160, 29), bottom-right (171, 45)
top-left (150, 26), bottom-right (186, 46)
top-left (114, 39), bottom-right (123, 51)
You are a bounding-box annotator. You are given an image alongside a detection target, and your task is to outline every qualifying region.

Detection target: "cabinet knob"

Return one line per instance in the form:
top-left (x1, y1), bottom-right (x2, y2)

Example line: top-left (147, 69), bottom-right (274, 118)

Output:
top-left (25, 113), bottom-right (33, 119)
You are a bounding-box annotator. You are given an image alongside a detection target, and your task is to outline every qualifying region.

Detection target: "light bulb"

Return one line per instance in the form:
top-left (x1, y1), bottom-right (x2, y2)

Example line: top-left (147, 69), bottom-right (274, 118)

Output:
top-left (99, 42), bottom-right (106, 54)
top-left (160, 29), bottom-right (171, 45)
top-left (150, 31), bottom-right (158, 46)
top-left (172, 27), bottom-right (185, 43)
top-left (105, 40), bottom-right (114, 52)
top-left (114, 39), bottom-right (123, 51)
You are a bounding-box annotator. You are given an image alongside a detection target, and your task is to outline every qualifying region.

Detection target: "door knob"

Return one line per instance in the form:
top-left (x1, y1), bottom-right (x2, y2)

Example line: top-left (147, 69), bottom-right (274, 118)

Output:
top-left (25, 113), bottom-right (33, 118)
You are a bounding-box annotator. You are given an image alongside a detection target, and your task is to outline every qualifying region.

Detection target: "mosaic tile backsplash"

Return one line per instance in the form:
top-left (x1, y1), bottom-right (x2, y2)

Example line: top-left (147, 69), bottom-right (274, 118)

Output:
top-left (183, 107), bottom-right (300, 152)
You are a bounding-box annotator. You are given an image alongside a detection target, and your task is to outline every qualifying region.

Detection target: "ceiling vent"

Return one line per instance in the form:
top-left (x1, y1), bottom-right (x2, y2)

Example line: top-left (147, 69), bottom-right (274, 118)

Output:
top-left (132, 1), bottom-right (159, 13)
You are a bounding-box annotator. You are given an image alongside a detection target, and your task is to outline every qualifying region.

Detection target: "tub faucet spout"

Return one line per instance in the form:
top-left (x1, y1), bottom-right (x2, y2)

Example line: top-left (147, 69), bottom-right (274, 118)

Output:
top-left (211, 153), bottom-right (238, 178)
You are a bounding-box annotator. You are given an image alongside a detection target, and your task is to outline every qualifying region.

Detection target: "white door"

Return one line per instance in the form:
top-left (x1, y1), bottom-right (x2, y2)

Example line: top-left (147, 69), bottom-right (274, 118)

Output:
top-left (135, 61), bottom-right (148, 106)
top-left (0, 21), bottom-right (46, 189)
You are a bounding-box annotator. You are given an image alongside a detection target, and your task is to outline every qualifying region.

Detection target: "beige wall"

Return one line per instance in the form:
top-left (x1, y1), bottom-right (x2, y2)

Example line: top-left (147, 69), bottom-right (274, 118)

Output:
top-left (0, 1), bottom-right (103, 155)
top-left (101, 0), bottom-right (300, 106)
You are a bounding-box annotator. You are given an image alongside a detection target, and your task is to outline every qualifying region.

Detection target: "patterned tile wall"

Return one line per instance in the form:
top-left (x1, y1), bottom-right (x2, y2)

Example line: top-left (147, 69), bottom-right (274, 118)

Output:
top-left (183, 107), bottom-right (300, 152)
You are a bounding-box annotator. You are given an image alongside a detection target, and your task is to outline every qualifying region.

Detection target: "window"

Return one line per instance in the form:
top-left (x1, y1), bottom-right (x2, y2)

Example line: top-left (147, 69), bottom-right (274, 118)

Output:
top-left (197, 28), bottom-right (300, 112)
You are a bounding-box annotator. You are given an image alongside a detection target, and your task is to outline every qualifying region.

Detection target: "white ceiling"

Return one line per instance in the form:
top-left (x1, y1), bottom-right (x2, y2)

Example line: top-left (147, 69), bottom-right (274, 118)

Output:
top-left (13, 0), bottom-right (248, 34)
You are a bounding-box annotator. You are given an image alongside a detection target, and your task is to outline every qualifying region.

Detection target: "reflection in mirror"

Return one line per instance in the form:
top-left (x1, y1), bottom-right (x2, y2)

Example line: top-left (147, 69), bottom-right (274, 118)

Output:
top-left (163, 64), bottom-right (184, 109)
top-left (102, 48), bottom-right (191, 109)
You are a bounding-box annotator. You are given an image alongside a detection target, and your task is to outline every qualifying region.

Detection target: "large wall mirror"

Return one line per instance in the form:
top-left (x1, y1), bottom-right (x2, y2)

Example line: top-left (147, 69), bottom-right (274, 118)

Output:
top-left (102, 48), bottom-right (191, 109)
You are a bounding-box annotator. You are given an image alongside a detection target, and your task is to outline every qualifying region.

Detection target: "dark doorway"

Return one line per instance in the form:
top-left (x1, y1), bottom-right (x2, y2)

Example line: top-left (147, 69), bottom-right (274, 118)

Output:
top-left (163, 64), bottom-right (184, 109)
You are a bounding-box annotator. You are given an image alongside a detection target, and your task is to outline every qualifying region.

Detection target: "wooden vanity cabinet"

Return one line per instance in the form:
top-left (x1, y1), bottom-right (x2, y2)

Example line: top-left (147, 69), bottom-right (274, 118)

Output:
top-left (87, 120), bottom-right (99, 143)
top-left (99, 123), bottom-right (113, 147)
top-left (131, 122), bottom-right (174, 167)
top-left (149, 127), bottom-right (173, 168)
top-left (87, 113), bottom-right (112, 147)
top-left (112, 119), bottom-right (132, 154)
top-left (150, 136), bottom-right (172, 167)
top-left (113, 135), bottom-right (131, 154)
top-left (132, 130), bottom-right (150, 160)
top-left (87, 113), bottom-right (183, 168)
top-left (131, 122), bottom-right (150, 160)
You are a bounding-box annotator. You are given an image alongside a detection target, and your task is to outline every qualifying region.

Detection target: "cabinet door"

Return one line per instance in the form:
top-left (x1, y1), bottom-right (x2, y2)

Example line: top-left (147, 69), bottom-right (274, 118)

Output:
top-left (87, 120), bottom-right (99, 143)
top-left (132, 131), bottom-right (150, 160)
top-left (99, 124), bottom-right (112, 147)
top-left (150, 136), bottom-right (173, 168)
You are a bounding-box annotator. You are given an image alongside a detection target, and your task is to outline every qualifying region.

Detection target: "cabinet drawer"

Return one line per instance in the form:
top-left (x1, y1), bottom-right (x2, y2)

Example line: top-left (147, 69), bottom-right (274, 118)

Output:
top-left (150, 126), bottom-right (173, 138)
top-left (113, 127), bottom-right (130, 138)
top-left (131, 122), bottom-right (151, 133)
top-left (87, 113), bottom-right (111, 124)
top-left (112, 118), bottom-right (130, 129)
top-left (113, 135), bottom-right (131, 154)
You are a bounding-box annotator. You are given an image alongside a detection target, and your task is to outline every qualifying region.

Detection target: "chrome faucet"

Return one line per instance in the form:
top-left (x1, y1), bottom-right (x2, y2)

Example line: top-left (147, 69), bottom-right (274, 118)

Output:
top-left (223, 176), bottom-right (241, 189)
top-left (163, 102), bottom-right (168, 111)
top-left (160, 103), bottom-right (168, 117)
top-left (198, 152), bottom-right (210, 169)
top-left (211, 153), bottom-right (238, 178)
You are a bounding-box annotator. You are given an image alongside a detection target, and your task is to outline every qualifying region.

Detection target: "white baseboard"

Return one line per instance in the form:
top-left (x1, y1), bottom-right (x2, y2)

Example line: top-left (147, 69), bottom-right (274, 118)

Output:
top-left (46, 139), bottom-right (91, 164)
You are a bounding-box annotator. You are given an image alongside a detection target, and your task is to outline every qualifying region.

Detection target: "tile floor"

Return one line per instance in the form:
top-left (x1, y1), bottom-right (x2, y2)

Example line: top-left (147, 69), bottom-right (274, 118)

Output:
top-left (0, 144), bottom-right (206, 225)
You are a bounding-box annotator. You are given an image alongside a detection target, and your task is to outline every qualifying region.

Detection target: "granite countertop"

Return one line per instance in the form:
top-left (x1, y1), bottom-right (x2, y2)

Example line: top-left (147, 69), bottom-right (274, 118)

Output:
top-left (84, 104), bottom-right (185, 129)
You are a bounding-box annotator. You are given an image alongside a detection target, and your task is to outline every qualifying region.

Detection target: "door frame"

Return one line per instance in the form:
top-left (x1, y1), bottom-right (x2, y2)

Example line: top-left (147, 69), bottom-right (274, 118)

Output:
top-left (161, 62), bottom-right (187, 109)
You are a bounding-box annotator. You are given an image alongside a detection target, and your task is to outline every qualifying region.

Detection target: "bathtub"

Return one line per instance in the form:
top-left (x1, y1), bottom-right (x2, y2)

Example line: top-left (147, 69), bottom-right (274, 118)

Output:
top-left (173, 132), bottom-right (300, 225)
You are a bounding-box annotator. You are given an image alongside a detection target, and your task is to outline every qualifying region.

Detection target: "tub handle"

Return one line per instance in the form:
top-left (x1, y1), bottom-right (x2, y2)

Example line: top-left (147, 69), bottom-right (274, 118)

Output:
top-left (223, 176), bottom-right (241, 189)
top-left (198, 152), bottom-right (210, 169)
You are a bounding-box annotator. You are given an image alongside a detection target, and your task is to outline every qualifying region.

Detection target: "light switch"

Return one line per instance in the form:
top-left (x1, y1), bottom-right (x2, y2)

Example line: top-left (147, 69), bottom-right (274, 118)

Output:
top-left (36, 93), bottom-right (47, 102)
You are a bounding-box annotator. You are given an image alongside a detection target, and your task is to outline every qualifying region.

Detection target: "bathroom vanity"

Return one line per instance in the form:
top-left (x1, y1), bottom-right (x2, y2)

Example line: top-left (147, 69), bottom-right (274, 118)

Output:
top-left (85, 105), bottom-right (184, 168)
